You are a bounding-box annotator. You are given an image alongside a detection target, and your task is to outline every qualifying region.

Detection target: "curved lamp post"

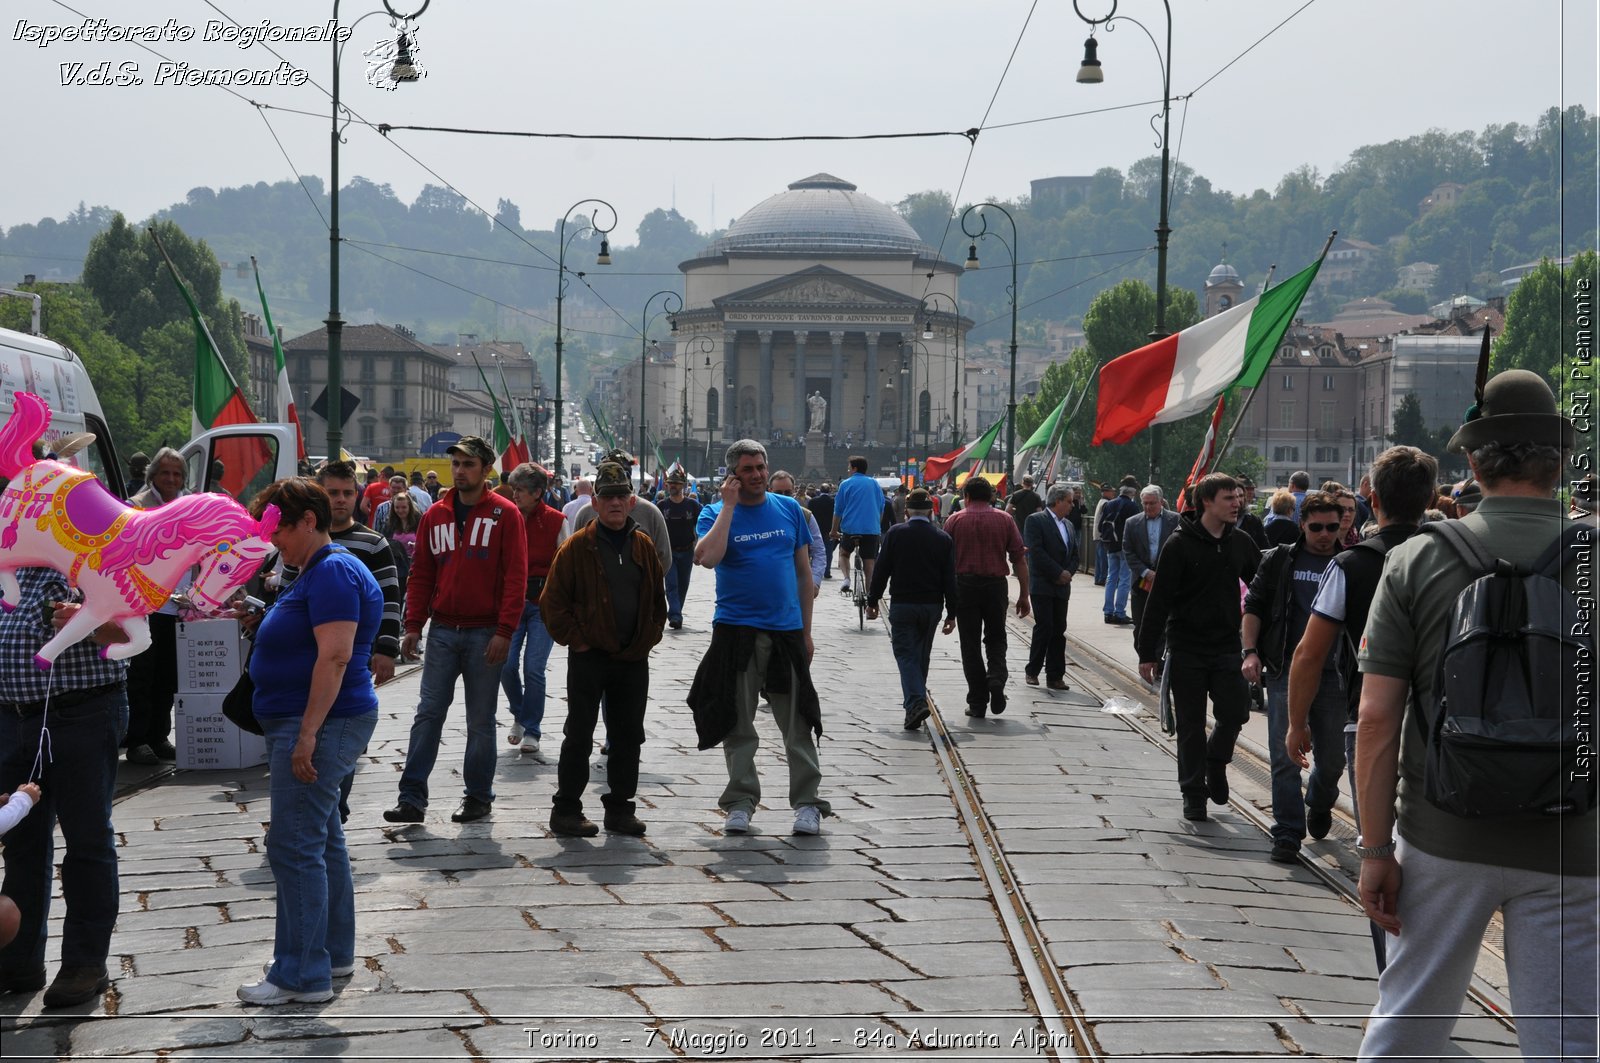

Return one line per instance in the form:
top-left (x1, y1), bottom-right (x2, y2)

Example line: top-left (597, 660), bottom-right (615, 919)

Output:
top-left (676, 336), bottom-right (715, 466)
top-left (1074, 0), bottom-right (1173, 482)
top-left (700, 355), bottom-right (725, 470)
top-left (961, 202), bottom-right (1020, 487)
top-left (919, 292), bottom-right (963, 445)
top-left (553, 198), bottom-right (615, 471)
top-left (639, 290), bottom-right (683, 467)
top-left (325, 0), bottom-right (428, 458)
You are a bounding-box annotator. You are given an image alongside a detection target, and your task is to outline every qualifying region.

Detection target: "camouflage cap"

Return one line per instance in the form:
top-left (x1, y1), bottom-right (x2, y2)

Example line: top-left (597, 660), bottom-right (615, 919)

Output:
top-left (447, 435), bottom-right (497, 466)
top-left (600, 447), bottom-right (636, 468)
top-left (594, 461), bottom-right (633, 497)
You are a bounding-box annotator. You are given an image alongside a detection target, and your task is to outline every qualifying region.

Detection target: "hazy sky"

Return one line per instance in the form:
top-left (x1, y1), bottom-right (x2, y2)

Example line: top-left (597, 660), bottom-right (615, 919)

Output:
top-left (5, 0), bottom-right (1597, 243)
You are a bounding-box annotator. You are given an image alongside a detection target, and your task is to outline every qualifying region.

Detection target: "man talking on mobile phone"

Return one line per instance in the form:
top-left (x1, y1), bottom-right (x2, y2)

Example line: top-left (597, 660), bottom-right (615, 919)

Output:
top-left (689, 440), bottom-right (829, 837)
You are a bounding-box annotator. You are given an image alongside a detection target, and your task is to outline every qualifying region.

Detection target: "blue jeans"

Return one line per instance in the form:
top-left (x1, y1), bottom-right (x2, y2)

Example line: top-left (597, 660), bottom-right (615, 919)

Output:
top-left (501, 601), bottom-right (554, 738)
top-left (260, 710), bottom-right (376, 993)
top-left (397, 625), bottom-right (500, 809)
top-left (0, 686), bottom-right (122, 974)
top-left (664, 549), bottom-right (695, 624)
top-left (1102, 551), bottom-right (1131, 616)
top-left (888, 602), bottom-right (942, 711)
top-left (1094, 542), bottom-right (1109, 583)
top-left (1265, 674), bottom-right (1347, 844)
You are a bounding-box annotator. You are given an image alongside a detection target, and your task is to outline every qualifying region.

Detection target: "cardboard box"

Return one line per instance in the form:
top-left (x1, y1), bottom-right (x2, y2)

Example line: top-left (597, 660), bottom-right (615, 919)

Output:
top-left (174, 692), bottom-right (267, 770)
top-left (176, 618), bottom-right (245, 694)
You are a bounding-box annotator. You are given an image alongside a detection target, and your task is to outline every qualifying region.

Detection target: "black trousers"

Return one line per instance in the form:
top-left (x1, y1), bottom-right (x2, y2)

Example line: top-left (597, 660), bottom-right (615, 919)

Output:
top-left (124, 612), bottom-right (177, 748)
top-left (955, 575), bottom-right (1009, 709)
top-left (1026, 591), bottom-right (1068, 681)
top-left (1130, 584), bottom-right (1166, 662)
top-left (1168, 649), bottom-right (1251, 799)
top-left (555, 651), bottom-right (648, 815)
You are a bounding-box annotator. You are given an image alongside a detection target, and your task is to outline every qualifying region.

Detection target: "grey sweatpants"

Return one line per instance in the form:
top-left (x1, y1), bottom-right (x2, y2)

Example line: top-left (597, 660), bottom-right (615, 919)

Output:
top-left (1358, 837), bottom-right (1598, 1062)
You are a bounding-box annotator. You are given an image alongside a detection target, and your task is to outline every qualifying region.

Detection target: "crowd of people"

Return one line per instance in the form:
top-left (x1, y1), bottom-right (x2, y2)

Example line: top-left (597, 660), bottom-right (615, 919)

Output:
top-left (0, 369), bottom-right (1592, 1061)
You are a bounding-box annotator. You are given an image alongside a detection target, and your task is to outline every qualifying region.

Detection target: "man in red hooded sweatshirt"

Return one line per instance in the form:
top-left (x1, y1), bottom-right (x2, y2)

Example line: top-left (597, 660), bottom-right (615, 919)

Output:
top-left (384, 437), bottom-right (527, 825)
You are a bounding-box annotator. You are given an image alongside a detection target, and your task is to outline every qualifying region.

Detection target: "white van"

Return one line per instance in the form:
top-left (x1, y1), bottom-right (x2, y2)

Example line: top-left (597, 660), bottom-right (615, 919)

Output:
top-left (0, 315), bottom-right (128, 498)
top-left (1, 290), bottom-right (299, 502)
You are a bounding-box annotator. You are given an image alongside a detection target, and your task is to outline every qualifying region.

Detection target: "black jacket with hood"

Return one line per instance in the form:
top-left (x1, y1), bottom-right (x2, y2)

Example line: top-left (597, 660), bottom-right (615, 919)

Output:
top-left (1135, 513), bottom-right (1261, 662)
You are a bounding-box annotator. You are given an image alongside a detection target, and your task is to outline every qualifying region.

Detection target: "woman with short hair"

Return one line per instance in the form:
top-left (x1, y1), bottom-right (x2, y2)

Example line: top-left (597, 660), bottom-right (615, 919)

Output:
top-left (237, 478), bottom-right (383, 1006)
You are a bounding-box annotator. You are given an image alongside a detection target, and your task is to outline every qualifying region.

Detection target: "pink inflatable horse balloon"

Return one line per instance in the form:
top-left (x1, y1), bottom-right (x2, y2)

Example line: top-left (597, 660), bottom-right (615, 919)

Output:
top-left (0, 392), bottom-right (280, 670)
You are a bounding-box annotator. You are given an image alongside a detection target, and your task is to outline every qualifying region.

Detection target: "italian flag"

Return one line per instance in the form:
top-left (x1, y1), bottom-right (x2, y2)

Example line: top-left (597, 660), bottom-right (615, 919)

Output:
top-left (252, 257), bottom-right (306, 460)
top-left (1091, 255), bottom-right (1323, 446)
top-left (923, 415), bottom-right (1004, 482)
top-left (172, 268), bottom-right (257, 439)
top-left (474, 357), bottom-right (525, 472)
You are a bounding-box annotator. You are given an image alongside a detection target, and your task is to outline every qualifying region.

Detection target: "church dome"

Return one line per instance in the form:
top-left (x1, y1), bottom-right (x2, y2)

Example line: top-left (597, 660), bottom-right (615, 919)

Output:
top-left (708, 174), bottom-right (934, 256)
top-left (1207, 262), bottom-right (1242, 286)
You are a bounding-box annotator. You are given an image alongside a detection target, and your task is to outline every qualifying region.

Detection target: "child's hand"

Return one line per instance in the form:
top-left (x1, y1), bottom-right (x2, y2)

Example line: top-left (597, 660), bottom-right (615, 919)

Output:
top-left (16, 783), bottom-right (40, 803)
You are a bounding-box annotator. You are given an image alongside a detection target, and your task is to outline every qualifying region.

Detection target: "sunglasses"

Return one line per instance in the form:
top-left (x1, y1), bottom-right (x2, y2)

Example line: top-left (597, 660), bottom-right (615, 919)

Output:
top-left (1304, 521), bottom-right (1340, 533)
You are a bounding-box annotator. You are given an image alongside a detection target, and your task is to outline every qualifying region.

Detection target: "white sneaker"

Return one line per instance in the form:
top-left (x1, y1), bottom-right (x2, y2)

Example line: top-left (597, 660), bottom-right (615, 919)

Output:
top-left (793, 806), bottom-right (822, 835)
top-left (507, 722), bottom-right (524, 746)
top-left (237, 979), bottom-right (334, 1006)
top-left (264, 962), bottom-right (354, 979)
top-left (520, 736), bottom-right (541, 759)
top-left (724, 808), bottom-right (751, 834)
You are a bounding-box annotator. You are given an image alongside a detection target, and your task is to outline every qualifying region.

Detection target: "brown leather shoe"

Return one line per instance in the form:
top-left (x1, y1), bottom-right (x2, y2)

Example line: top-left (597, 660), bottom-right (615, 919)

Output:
top-left (549, 810), bottom-right (599, 837)
top-left (603, 812), bottom-right (648, 836)
top-left (42, 964), bottom-right (109, 1008)
top-left (1024, 673), bottom-right (1040, 686)
top-left (1047, 678), bottom-right (1069, 691)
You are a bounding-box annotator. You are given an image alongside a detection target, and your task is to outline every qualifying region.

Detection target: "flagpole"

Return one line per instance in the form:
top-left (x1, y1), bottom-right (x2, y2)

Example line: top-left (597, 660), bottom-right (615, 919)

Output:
top-left (150, 228), bottom-right (248, 398)
top-left (1210, 230), bottom-right (1338, 473)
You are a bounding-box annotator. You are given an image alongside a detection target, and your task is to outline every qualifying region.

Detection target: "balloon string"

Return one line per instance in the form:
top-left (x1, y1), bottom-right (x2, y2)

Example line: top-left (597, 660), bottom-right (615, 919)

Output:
top-left (29, 673), bottom-right (54, 784)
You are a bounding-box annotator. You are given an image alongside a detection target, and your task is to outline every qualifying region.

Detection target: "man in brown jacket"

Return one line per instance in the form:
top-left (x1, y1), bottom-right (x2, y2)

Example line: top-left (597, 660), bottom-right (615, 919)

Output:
top-left (540, 463), bottom-right (667, 837)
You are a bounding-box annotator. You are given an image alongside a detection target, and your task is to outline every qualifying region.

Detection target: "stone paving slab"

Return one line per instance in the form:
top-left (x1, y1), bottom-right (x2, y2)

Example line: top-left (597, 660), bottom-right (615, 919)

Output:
top-left (0, 568), bottom-right (1517, 1059)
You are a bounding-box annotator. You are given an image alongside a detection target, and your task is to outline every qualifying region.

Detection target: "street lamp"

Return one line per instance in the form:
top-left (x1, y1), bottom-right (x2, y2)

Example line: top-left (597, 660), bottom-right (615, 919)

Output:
top-left (639, 290), bottom-right (683, 468)
top-left (701, 355), bottom-right (725, 470)
top-left (553, 198), bottom-right (616, 474)
top-left (918, 293), bottom-right (963, 445)
top-left (1075, 0), bottom-right (1173, 484)
top-left (677, 336), bottom-right (714, 468)
top-left (961, 202), bottom-right (1020, 488)
top-left (325, 0), bottom-right (429, 459)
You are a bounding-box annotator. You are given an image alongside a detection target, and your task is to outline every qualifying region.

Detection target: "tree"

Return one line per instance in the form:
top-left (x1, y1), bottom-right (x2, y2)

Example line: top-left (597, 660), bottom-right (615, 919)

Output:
top-left (1389, 393), bottom-right (1433, 453)
top-left (1491, 250), bottom-right (1599, 388)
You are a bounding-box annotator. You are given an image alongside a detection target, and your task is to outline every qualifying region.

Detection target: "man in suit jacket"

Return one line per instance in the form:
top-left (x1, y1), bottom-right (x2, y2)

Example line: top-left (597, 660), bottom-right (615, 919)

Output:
top-left (1023, 486), bottom-right (1081, 690)
top-left (1123, 484), bottom-right (1181, 663)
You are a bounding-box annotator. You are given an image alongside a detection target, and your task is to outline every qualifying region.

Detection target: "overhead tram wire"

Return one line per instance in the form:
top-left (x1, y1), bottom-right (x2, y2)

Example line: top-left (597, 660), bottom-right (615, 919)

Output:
top-left (338, 238), bottom-right (1156, 278)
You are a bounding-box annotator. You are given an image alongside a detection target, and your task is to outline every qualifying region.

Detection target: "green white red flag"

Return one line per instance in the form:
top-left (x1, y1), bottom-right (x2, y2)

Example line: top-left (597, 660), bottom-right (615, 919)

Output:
top-left (923, 415), bottom-right (1004, 482)
top-left (1092, 255), bottom-right (1323, 446)
top-left (251, 257), bottom-right (305, 461)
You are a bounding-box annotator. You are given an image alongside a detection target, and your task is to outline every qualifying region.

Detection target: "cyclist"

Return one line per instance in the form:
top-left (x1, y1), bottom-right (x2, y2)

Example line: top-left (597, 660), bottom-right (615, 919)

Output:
top-left (832, 456), bottom-right (885, 598)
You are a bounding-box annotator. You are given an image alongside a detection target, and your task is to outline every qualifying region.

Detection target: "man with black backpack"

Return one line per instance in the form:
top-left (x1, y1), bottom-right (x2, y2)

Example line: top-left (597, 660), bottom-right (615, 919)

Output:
top-left (1284, 444), bottom-right (1437, 972)
top-left (1354, 371), bottom-right (1595, 1062)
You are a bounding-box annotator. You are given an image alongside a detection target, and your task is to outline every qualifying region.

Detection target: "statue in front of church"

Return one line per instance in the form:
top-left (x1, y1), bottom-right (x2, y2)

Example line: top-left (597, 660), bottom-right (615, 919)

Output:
top-left (807, 391), bottom-right (828, 433)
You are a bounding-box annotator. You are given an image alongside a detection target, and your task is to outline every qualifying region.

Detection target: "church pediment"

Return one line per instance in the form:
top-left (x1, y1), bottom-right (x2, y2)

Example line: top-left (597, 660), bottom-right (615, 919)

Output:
top-left (715, 266), bottom-right (917, 312)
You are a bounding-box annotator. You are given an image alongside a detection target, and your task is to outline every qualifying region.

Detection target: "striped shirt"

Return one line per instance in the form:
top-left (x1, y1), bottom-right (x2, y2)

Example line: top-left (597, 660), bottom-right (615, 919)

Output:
top-left (283, 523), bottom-right (402, 659)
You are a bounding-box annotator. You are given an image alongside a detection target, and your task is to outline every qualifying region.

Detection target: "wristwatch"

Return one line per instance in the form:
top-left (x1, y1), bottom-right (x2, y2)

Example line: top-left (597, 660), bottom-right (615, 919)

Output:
top-left (1354, 835), bottom-right (1396, 859)
top-left (1240, 647), bottom-right (1259, 661)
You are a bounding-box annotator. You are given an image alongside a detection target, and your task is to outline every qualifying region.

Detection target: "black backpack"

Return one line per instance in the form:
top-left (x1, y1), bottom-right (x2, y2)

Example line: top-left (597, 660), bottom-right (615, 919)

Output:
top-left (1416, 520), bottom-right (1595, 818)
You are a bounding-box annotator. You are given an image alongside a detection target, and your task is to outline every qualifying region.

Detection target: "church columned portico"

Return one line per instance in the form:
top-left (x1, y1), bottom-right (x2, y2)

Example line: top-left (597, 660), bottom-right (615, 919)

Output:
top-left (663, 173), bottom-right (968, 476)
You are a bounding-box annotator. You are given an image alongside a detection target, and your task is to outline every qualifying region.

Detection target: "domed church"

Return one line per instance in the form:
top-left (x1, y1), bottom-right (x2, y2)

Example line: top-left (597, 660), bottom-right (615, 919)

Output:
top-left (667, 174), bottom-right (969, 475)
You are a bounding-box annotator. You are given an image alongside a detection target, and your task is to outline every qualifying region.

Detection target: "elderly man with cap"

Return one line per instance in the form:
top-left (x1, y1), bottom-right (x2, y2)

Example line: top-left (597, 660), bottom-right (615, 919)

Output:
top-left (657, 466), bottom-right (702, 630)
top-left (384, 435), bottom-right (527, 826)
top-left (1354, 370), bottom-right (1595, 1062)
top-left (868, 488), bottom-right (958, 729)
top-left (572, 450), bottom-right (671, 576)
top-left (540, 462), bottom-right (667, 837)
top-left (501, 462), bottom-right (569, 759)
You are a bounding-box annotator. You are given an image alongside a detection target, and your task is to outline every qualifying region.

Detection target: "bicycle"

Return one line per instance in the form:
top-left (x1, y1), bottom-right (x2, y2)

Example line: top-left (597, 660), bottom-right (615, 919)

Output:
top-left (851, 552), bottom-right (867, 630)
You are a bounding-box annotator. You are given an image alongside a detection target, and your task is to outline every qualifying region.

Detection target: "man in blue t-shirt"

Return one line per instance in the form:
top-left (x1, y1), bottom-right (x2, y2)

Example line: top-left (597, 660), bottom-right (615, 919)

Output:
top-left (832, 455), bottom-right (884, 596)
top-left (694, 439), bottom-right (828, 836)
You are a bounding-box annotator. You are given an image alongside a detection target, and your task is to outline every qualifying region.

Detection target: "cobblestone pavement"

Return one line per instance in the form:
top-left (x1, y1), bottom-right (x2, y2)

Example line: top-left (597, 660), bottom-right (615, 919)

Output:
top-left (0, 563), bottom-right (1522, 1060)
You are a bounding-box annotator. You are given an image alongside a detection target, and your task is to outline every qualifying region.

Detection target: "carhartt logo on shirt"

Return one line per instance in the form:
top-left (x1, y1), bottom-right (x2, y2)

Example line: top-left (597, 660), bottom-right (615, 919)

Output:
top-left (733, 529), bottom-right (787, 544)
